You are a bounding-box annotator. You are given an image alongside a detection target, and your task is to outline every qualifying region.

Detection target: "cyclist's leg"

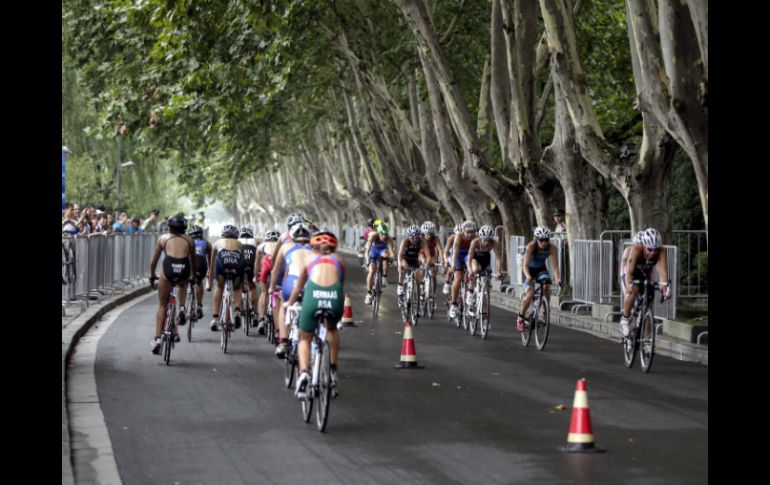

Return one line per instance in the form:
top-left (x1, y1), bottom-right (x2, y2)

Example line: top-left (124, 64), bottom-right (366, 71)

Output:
top-left (155, 276), bottom-right (172, 340)
top-left (381, 251), bottom-right (390, 278)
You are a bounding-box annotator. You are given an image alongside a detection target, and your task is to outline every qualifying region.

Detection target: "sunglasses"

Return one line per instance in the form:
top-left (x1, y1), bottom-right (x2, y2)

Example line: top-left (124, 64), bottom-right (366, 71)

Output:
top-left (538, 238), bottom-right (549, 242)
top-left (644, 246), bottom-right (660, 253)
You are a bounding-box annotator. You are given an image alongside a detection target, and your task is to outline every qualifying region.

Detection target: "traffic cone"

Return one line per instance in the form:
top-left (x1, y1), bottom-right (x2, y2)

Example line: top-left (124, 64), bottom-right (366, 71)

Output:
top-left (395, 321), bottom-right (424, 369)
top-left (559, 378), bottom-right (605, 453)
top-left (341, 293), bottom-right (356, 326)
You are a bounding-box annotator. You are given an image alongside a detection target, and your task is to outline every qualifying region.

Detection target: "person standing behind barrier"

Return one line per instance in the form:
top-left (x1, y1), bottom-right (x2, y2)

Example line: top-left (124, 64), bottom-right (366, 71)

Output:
top-left (149, 215), bottom-right (196, 354)
top-left (552, 209), bottom-right (567, 238)
top-left (142, 209), bottom-right (160, 233)
top-left (619, 228), bottom-right (671, 337)
top-left (517, 226), bottom-right (561, 332)
top-left (112, 211), bottom-right (128, 233)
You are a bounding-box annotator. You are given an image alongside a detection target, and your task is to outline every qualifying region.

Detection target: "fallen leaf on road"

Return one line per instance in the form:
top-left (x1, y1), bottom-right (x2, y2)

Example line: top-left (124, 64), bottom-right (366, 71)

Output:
top-left (432, 382), bottom-right (441, 387)
top-left (456, 386), bottom-right (462, 389)
top-left (554, 404), bottom-right (567, 411)
top-left (628, 438), bottom-right (635, 443)
top-left (395, 331), bottom-right (402, 335)
top-left (212, 368), bottom-right (218, 372)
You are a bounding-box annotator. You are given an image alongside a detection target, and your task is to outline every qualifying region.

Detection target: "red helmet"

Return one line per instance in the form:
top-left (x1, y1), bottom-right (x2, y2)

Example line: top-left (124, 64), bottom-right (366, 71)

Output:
top-left (310, 231), bottom-right (338, 251)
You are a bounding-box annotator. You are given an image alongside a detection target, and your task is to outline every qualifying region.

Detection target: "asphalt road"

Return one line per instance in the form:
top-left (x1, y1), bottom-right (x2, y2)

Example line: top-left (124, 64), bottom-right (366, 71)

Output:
top-left (95, 252), bottom-right (707, 484)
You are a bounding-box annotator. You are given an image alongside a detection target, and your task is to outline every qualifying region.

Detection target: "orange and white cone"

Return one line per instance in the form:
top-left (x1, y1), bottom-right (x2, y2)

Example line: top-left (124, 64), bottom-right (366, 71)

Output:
top-left (560, 378), bottom-right (605, 453)
top-left (341, 293), bottom-right (355, 326)
top-left (395, 321), bottom-right (424, 369)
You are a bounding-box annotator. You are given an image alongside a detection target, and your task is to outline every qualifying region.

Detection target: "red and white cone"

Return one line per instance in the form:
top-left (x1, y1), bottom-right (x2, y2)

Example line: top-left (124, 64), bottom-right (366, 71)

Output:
top-left (395, 321), bottom-right (424, 369)
top-left (559, 378), bottom-right (605, 453)
top-left (341, 293), bottom-right (355, 326)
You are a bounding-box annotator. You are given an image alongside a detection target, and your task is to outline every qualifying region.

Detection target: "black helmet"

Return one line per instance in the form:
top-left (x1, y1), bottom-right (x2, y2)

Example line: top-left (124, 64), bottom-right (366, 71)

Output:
top-left (168, 215), bottom-right (186, 234)
top-left (367, 217), bottom-right (375, 228)
top-left (188, 225), bottom-right (203, 238)
top-left (239, 227), bottom-right (254, 239)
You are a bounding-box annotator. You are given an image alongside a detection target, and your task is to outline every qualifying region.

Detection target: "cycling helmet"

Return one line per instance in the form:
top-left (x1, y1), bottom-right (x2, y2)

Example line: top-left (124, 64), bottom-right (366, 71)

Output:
top-left (290, 223), bottom-right (311, 243)
top-left (221, 224), bottom-right (239, 238)
top-left (310, 231), bottom-right (338, 251)
top-left (406, 225), bottom-right (421, 237)
top-left (633, 231), bottom-right (644, 244)
top-left (640, 228), bottom-right (662, 249)
top-left (304, 218), bottom-right (320, 232)
top-left (168, 215), bottom-right (186, 234)
top-left (533, 226), bottom-right (552, 240)
top-left (239, 227), bottom-right (254, 239)
top-left (376, 222), bottom-right (390, 236)
top-left (188, 225), bottom-right (203, 239)
top-left (461, 220), bottom-right (477, 233)
top-left (367, 217), bottom-right (376, 228)
top-left (452, 224), bottom-right (462, 235)
top-left (286, 212), bottom-right (304, 229)
top-left (479, 225), bottom-right (494, 240)
top-left (264, 229), bottom-right (280, 242)
top-left (421, 221), bottom-right (436, 235)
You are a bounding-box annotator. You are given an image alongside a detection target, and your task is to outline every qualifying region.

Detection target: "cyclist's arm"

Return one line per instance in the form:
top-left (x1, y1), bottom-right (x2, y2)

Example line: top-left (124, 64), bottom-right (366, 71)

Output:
top-left (149, 240), bottom-right (162, 277)
top-left (397, 238), bottom-right (407, 264)
top-left (188, 239), bottom-right (196, 278)
top-left (364, 233), bottom-right (374, 265)
top-left (624, 247), bottom-right (639, 293)
top-left (254, 250), bottom-right (263, 281)
top-left (444, 236), bottom-right (454, 263)
top-left (451, 236), bottom-right (461, 269)
top-left (270, 238), bottom-right (283, 265)
top-left (522, 243), bottom-right (534, 281)
top-left (656, 248), bottom-right (670, 296)
top-left (467, 239), bottom-right (477, 264)
top-left (208, 245), bottom-right (217, 287)
top-left (269, 248), bottom-right (286, 293)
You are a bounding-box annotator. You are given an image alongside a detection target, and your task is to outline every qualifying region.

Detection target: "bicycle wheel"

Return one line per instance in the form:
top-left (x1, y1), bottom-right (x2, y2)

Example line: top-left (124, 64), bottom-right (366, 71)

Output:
top-left (639, 310), bottom-right (656, 373)
top-left (521, 304), bottom-right (533, 347)
top-left (481, 288), bottom-right (490, 340)
top-left (316, 341), bottom-right (332, 432)
top-left (266, 313), bottom-right (275, 344)
top-left (372, 271), bottom-right (381, 319)
top-left (243, 292), bottom-right (251, 336)
top-left (221, 299), bottom-right (230, 353)
top-left (285, 341), bottom-right (298, 388)
top-left (410, 281), bottom-right (420, 326)
top-left (301, 359), bottom-right (315, 423)
top-left (164, 305), bottom-right (175, 364)
top-left (469, 294), bottom-right (478, 336)
top-left (534, 296), bottom-right (550, 351)
top-left (623, 319), bottom-right (638, 369)
top-left (187, 288), bottom-right (195, 343)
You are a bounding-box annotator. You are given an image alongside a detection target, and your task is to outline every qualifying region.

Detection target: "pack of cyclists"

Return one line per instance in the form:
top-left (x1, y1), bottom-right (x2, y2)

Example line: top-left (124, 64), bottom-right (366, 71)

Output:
top-left (149, 210), bottom-right (671, 399)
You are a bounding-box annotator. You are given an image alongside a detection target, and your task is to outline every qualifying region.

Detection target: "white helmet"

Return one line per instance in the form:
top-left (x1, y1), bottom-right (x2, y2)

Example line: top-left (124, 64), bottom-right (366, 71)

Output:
top-left (640, 228), bottom-right (662, 249)
top-left (461, 220), bottom-right (477, 233)
top-left (478, 225), bottom-right (494, 240)
top-left (533, 226), bottom-right (552, 240)
top-left (406, 225), bottom-right (421, 237)
top-left (421, 221), bottom-right (436, 235)
top-left (633, 231), bottom-right (645, 244)
top-left (290, 223), bottom-right (311, 242)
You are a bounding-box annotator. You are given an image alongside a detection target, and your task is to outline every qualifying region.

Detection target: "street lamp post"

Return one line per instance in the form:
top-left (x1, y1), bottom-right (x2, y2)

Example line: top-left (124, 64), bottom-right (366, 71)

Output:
top-left (116, 160), bottom-right (135, 211)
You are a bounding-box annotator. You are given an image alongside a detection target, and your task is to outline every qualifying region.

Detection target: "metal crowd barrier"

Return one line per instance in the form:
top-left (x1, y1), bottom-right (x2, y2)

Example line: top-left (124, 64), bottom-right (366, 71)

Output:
top-left (506, 236), bottom-right (526, 296)
top-left (568, 240), bottom-right (613, 313)
top-left (61, 233), bottom-right (159, 318)
top-left (671, 230), bottom-right (707, 300)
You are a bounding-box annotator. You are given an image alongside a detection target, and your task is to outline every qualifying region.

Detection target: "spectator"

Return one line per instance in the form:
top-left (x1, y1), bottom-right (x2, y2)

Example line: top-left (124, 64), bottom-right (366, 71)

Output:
top-left (78, 204), bottom-right (94, 234)
top-left (112, 211), bottom-right (129, 233)
top-left (127, 216), bottom-right (142, 234)
top-left (141, 209), bottom-right (160, 233)
top-left (93, 210), bottom-right (108, 233)
top-left (195, 211), bottom-right (206, 227)
top-left (158, 216), bottom-right (170, 234)
top-left (62, 204), bottom-right (79, 235)
top-left (552, 209), bottom-right (567, 239)
top-left (106, 212), bottom-right (115, 231)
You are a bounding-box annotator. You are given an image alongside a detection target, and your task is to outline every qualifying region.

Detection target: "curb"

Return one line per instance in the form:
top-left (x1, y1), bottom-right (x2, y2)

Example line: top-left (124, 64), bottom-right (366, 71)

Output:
top-left (62, 282), bottom-right (152, 485)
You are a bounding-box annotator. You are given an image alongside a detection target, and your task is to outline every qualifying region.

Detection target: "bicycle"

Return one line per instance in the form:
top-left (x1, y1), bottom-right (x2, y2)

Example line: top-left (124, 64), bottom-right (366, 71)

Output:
top-left (184, 279), bottom-right (198, 342)
top-left (298, 308), bottom-right (336, 432)
top-left (285, 302), bottom-right (302, 388)
top-left (265, 290), bottom-right (279, 344)
top-left (469, 269), bottom-right (499, 339)
top-left (370, 257), bottom-right (386, 319)
top-left (623, 280), bottom-right (664, 373)
top-left (421, 264), bottom-right (437, 320)
top-left (241, 270), bottom-right (253, 336)
top-left (151, 276), bottom-right (179, 365)
top-left (219, 277), bottom-right (236, 353)
top-left (398, 267), bottom-right (421, 325)
top-left (520, 272), bottom-right (558, 351)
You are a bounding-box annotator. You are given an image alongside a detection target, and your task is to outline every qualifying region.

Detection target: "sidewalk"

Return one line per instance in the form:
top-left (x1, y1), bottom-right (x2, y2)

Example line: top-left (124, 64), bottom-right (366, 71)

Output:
top-left (62, 280), bottom-right (151, 485)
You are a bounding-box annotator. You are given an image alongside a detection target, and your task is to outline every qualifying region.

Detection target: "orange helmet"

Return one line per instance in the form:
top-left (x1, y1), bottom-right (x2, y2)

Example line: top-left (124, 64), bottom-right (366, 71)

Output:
top-left (310, 231), bottom-right (338, 251)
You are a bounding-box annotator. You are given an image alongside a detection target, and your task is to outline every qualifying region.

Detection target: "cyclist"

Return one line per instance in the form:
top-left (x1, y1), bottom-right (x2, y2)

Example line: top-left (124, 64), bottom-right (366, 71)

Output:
top-left (442, 224), bottom-right (461, 295)
top-left (465, 225), bottom-right (503, 308)
top-left (364, 222), bottom-right (395, 304)
top-left (419, 221), bottom-right (443, 297)
top-left (268, 214), bottom-right (305, 339)
top-left (238, 226), bottom-right (258, 323)
top-left (149, 215), bottom-right (195, 354)
top-left (620, 228), bottom-right (671, 337)
top-left (255, 229), bottom-right (280, 334)
top-left (449, 220), bottom-right (478, 319)
top-left (188, 225), bottom-right (212, 320)
top-left (284, 231), bottom-right (345, 399)
top-left (516, 226), bottom-right (561, 332)
top-left (208, 225), bottom-right (244, 331)
top-left (271, 223), bottom-right (313, 358)
top-left (397, 225), bottom-right (428, 302)
top-left (361, 217), bottom-right (380, 243)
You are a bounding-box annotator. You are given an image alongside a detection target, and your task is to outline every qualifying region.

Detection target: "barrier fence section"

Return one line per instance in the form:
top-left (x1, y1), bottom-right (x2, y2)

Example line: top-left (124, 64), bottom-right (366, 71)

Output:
top-left (671, 230), bottom-right (707, 300)
top-left (62, 233), bottom-right (159, 316)
top-left (571, 240), bottom-right (613, 309)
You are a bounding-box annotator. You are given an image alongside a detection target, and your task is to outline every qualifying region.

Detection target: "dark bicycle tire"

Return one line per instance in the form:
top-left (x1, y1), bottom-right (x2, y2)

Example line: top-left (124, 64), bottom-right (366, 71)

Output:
top-left (372, 268), bottom-right (382, 319)
top-left (285, 342), bottom-right (298, 388)
top-left (221, 300), bottom-right (230, 353)
top-left (623, 316), bottom-right (638, 369)
top-left (521, 300), bottom-right (534, 347)
top-left (469, 291), bottom-right (478, 336)
top-left (164, 305), bottom-right (175, 364)
top-left (187, 286), bottom-right (196, 343)
top-left (639, 310), bottom-right (656, 373)
top-left (481, 288), bottom-right (490, 340)
top-left (410, 279), bottom-right (420, 326)
top-left (534, 296), bottom-right (550, 351)
top-left (243, 291), bottom-right (251, 336)
top-left (316, 340), bottom-right (332, 432)
top-left (266, 313), bottom-right (275, 344)
top-left (301, 356), bottom-right (314, 423)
